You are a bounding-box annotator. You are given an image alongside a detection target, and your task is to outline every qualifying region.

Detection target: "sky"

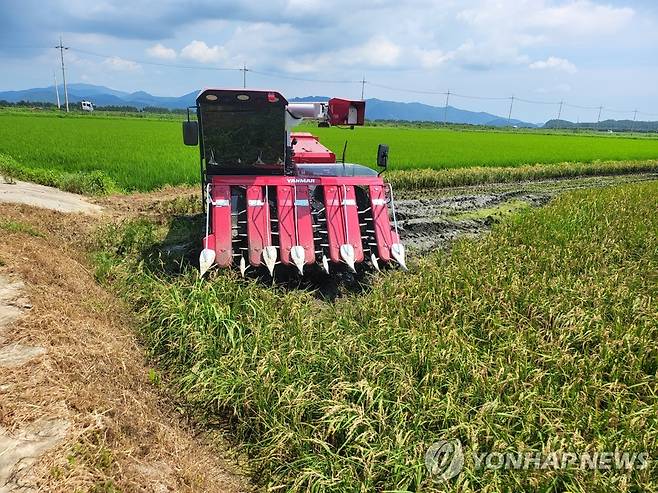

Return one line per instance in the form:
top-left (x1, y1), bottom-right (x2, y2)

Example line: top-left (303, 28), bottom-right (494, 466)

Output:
top-left (1, 0), bottom-right (657, 123)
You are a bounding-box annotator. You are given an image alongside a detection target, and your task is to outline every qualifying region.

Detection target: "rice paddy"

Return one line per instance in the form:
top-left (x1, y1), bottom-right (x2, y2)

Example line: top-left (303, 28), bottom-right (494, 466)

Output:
top-left (1, 111), bottom-right (657, 192)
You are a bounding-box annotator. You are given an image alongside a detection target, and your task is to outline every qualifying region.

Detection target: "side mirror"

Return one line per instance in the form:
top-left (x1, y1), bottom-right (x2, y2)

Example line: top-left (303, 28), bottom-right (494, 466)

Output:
top-left (182, 120), bottom-right (199, 146)
top-left (376, 144), bottom-right (389, 169)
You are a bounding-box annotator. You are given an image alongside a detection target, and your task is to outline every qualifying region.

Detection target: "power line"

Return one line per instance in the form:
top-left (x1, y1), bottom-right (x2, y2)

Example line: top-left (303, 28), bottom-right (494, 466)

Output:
top-left (563, 102), bottom-right (601, 111)
top-left (515, 97), bottom-right (560, 106)
top-left (367, 81), bottom-right (446, 95)
top-left (248, 69), bottom-right (361, 84)
top-left (605, 107), bottom-right (636, 114)
top-left (368, 81), bottom-right (511, 101)
top-left (451, 92), bottom-right (510, 102)
top-left (17, 41), bottom-right (658, 120)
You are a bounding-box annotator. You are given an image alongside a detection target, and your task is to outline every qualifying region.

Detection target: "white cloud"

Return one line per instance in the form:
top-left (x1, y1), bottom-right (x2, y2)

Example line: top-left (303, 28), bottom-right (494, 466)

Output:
top-left (530, 56), bottom-right (577, 74)
top-left (103, 56), bottom-right (140, 71)
top-left (448, 39), bottom-right (530, 70)
top-left (282, 36), bottom-right (403, 73)
top-left (180, 40), bottom-right (227, 64)
top-left (459, 0), bottom-right (634, 38)
top-left (147, 43), bottom-right (176, 60)
top-left (349, 36), bottom-right (402, 67)
top-left (412, 47), bottom-right (452, 69)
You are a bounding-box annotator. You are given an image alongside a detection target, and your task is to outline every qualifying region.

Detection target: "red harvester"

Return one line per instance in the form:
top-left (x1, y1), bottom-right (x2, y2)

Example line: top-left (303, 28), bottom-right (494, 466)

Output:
top-left (182, 88), bottom-right (406, 277)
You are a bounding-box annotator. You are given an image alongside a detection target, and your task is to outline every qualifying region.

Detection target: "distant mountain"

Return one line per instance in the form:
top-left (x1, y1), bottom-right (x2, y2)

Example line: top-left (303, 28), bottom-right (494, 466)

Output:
top-left (544, 119), bottom-right (658, 132)
top-left (0, 83), bottom-right (536, 126)
top-left (0, 84), bottom-right (197, 110)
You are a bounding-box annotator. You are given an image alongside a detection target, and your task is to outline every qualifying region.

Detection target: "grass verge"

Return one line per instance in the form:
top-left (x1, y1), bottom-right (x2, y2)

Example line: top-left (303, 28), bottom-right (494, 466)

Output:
top-left (387, 159), bottom-right (658, 190)
top-left (92, 180), bottom-right (658, 492)
top-left (0, 219), bottom-right (45, 237)
top-left (1, 153), bottom-right (118, 195)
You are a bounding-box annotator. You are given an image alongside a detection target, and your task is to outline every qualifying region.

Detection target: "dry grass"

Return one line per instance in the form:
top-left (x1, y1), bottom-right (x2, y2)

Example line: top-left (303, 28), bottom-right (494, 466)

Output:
top-left (0, 203), bottom-right (250, 492)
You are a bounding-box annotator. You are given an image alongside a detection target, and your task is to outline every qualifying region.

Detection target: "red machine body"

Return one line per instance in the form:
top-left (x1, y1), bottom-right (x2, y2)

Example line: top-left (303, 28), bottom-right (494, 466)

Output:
top-left (187, 88), bottom-right (405, 276)
top-left (290, 133), bottom-right (336, 163)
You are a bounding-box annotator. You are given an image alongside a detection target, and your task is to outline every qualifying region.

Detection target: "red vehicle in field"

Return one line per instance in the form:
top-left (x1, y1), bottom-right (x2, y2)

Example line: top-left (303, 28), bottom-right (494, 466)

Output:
top-left (182, 89), bottom-right (406, 277)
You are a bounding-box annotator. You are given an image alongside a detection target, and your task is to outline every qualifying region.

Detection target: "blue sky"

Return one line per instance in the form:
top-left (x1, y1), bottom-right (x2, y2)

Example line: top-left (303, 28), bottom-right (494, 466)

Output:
top-left (1, 0), bottom-right (656, 122)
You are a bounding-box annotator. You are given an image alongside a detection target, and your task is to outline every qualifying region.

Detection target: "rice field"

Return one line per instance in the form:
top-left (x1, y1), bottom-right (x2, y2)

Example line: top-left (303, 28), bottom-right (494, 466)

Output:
top-left (0, 112), bottom-right (657, 192)
top-left (93, 180), bottom-right (658, 492)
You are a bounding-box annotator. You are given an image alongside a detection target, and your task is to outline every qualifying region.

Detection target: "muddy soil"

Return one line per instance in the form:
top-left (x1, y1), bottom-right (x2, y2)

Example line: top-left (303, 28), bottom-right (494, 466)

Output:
top-left (395, 172), bottom-right (658, 252)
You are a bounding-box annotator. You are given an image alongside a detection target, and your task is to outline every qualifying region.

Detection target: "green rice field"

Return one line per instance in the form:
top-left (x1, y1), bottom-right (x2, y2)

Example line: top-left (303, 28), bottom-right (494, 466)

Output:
top-left (0, 111), bottom-right (657, 191)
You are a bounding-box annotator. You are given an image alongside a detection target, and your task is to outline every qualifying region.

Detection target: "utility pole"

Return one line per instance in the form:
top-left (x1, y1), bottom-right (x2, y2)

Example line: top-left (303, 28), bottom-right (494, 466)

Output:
top-left (360, 76), bottom-right (366, 100)
top-left (630, 109), bottom-right (638, 132)
top-left (507, 95), bottom-right (515, 127)
top-left (443, 90), bottom-right (450, 125)
top-left (597, 105), bottom-right (603, 128)
top-left (557, 100), bottom-right (563, 121)
top-left (55, 35), bottom-right (69, 112)
top-left (240, 63), bottom-right (247, 88)
top-left (53, 70), bottom-right (61, 110)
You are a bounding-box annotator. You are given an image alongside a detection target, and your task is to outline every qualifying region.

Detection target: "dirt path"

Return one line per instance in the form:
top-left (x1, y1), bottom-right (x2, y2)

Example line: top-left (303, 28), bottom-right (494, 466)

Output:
top-left (0, 180), bottom-right (102, 214)
top-left (0, 204), bottom-right (250, 492)
top-left (0, 274), bottom-right (68, 493)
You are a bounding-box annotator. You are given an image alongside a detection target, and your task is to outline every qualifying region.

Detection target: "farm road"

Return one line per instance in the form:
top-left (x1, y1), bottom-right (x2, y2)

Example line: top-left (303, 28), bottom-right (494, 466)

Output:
top-left (0, 180), bottom-right (102, 214)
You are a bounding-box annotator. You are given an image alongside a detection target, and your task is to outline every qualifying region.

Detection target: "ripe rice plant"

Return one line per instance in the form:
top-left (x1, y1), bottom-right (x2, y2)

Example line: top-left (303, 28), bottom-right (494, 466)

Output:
top-left (93, 181), bottom-right (658, 492)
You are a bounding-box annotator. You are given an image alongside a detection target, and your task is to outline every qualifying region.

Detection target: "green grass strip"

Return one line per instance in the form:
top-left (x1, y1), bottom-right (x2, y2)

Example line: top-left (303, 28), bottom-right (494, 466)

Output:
top-left (0, 153), bottom-right (118, 195)
top-left (387, 159), bottom-right (658, 190)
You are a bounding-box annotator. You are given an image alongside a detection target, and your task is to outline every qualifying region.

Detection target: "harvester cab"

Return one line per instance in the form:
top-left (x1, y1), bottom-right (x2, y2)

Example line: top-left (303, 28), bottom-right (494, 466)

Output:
top-left (183, 88), bottom-right (406, 277)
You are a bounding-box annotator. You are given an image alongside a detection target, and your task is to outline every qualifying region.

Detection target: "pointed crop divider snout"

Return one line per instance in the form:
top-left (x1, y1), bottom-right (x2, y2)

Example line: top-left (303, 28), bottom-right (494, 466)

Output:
top-left (370, 253), bottom-right (380, 272)
top-left (289, 186), bottom-right (307, 275)
top-left (290, 245), bottom-right (306, 275)
top-left (199, 183), bottom-right (216, 277)
top-left (340, 244), bottom-right (356, 273)
top-left (260, 186), bottom-right (278, 277)
top-left (391, 243), bottom-right (407, 271)
top-left (262, 246), bottom-right (277, 276)
top-left (199, 248), bottom-right (216, 277)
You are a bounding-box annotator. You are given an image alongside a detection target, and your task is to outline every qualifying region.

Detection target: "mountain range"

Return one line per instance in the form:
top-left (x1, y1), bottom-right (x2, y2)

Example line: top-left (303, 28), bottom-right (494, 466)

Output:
top-left (0, 83), bottom-right (537, 127)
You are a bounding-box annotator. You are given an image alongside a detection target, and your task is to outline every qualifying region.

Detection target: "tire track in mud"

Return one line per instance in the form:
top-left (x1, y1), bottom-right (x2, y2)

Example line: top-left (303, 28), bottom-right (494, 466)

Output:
top-left (396, 191), bottom-right (550, 252)
top-left (395, 173), bottom-right (658, 252)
